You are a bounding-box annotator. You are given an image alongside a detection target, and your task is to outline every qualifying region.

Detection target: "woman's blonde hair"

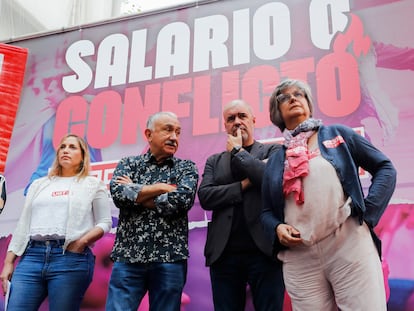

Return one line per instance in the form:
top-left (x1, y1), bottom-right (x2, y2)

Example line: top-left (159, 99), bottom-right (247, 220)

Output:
top-left (48, 134), bottom-right (90, 179)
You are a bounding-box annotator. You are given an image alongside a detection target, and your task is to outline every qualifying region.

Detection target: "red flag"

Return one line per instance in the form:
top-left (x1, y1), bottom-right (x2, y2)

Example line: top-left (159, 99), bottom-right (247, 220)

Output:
top-left (0, 43), bottom-right (28, 173)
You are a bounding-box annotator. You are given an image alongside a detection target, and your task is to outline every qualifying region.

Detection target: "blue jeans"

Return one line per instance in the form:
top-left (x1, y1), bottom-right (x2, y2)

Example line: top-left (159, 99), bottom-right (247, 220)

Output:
top-left (106, 260), bottom-right (187, 311)
top-left (210, 251), bottom-right (284, 311)
top-left (7, 239), bottom-right (94, 311)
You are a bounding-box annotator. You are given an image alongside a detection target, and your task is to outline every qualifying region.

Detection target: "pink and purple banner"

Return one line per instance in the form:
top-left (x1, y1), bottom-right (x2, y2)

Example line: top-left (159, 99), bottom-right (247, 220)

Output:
top-left (0, 0), bottom-right (413, 310)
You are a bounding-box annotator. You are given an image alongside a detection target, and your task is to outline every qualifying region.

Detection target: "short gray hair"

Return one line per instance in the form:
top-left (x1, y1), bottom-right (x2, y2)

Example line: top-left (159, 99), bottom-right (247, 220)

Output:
top-left (223, 99), bottom-right (253, 116)
top-left (146, 111), bottom-right (178, 130)
top-left (269, 79), bottom-right (314, 132)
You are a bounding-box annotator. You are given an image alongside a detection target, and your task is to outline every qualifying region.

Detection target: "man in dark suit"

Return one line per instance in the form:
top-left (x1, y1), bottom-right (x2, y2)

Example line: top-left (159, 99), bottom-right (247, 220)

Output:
top-left (198, 99), bottom-right (285, 311)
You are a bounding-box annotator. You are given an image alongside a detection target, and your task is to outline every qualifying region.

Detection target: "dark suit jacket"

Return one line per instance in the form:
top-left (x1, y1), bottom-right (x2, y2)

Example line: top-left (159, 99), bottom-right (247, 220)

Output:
top-left (198, 141), bottom-right (281, 266)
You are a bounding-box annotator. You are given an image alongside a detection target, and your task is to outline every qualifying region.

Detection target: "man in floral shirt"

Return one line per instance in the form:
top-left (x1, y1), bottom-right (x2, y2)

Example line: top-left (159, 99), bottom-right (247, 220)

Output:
top-left (106, 111), bottom-right (199, 311)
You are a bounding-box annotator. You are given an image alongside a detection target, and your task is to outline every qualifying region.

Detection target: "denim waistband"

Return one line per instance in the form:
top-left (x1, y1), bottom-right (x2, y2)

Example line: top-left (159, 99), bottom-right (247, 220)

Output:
top-left (29, 239), bottom-right (65, 247)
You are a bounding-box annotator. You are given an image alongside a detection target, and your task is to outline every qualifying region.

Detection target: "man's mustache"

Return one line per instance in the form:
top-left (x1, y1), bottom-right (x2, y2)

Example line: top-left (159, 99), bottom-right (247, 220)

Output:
top-left (166, 140), bottom-right (177, 147)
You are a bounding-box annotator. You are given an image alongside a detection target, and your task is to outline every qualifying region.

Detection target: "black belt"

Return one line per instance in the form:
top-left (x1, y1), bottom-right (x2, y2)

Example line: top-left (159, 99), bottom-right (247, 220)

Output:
top-left (29, 239), bottom-right (65, 247)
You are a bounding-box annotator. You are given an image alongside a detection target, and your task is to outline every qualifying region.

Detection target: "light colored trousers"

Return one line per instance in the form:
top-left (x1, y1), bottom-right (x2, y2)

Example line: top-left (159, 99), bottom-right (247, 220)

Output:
top-left (278, 217), bottom-right (386, 311)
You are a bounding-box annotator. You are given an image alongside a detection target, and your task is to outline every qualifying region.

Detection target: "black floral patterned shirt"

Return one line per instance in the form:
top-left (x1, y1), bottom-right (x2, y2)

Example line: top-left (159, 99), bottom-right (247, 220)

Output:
top-left (109, 151), bottom-right (199, 263)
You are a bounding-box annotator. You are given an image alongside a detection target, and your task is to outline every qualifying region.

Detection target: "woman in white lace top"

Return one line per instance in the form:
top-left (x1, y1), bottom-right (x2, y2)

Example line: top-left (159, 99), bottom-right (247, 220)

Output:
top-left (0, 134), bottom-right (112, 311)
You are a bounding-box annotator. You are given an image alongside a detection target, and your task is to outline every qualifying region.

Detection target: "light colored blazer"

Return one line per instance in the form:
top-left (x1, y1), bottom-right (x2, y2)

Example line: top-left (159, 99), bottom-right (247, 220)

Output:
top-left (8, 175), bottom-right (112, 255)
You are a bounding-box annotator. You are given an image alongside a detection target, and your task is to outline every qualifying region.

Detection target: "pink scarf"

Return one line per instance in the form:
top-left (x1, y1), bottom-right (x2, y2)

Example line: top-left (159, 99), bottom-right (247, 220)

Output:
top-left (282, 119), bottom-right (322, 204)
top-left (282, 131), bottom-right (315, 204)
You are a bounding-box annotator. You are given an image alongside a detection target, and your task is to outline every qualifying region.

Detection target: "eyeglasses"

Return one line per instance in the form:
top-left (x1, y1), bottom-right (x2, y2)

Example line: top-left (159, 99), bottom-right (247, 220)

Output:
top-left (276, 91), bottom-right (305, 104)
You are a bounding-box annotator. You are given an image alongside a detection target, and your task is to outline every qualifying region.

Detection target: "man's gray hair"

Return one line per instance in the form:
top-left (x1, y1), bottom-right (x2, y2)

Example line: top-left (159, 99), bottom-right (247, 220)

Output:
top-left (146, 111), bottom-right (178, 130)
top-left (223, 99), bottom-right (253, 116)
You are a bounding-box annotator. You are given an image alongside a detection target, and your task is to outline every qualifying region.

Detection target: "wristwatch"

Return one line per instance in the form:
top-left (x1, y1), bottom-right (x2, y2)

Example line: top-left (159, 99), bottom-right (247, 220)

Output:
top-left (231, 145), bottom-right (242, 156)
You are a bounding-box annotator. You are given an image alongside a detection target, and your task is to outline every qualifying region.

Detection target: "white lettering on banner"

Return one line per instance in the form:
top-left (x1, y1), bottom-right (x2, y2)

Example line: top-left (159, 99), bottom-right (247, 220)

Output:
top-left (156, 22), bottom-right (191, 78)
top-left (310, 0), bottom-right (350, 49)
top-left (129, 29), bottom-right (152, 83)
top-left (253, 2), bottom-right (291, 60)
top-left (95, 34), bottom-right (129, 89)
top-left (90, 161), bottom-right (117, 189)
top-left (233, 8), bottom-right (250, 65)
top-left (0, 54), bottom-right (4, 75)
top-left (63, 40), bottom-right (95, 93)
top-left (62, 0), bottom-right (351, 93)
top-left (193, 14), bottom-right (229, 73)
